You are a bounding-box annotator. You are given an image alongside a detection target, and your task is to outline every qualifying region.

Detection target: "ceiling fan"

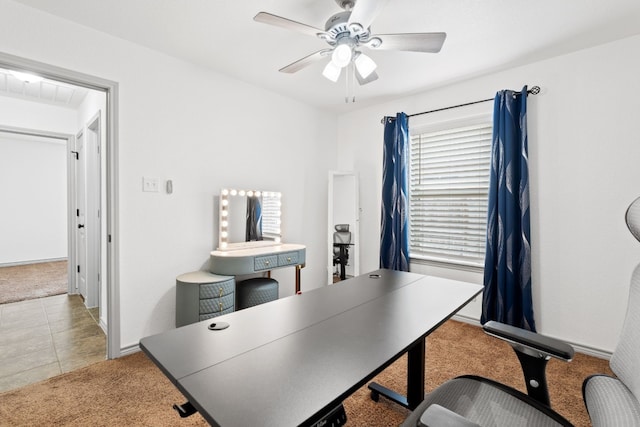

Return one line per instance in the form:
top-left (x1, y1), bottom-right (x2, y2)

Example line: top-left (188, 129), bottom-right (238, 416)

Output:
top-left (254, 0), bottom-right (446, 88)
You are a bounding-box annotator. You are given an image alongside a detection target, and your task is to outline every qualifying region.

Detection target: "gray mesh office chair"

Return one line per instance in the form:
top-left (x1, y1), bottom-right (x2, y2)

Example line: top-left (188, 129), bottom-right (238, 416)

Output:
top-left (582, 197), bottom-right (640, 426)
top-left (402, 197), bottom-right (640, 427)
top-left (333, 224), bottom-right (351, 280)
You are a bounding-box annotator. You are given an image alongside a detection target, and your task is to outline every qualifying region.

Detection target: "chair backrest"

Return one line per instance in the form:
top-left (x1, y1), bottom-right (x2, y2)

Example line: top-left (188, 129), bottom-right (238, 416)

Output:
top-left (609, 197), bottom-right (640, 400)
top-left (334, 224), bottom-right (351, 245)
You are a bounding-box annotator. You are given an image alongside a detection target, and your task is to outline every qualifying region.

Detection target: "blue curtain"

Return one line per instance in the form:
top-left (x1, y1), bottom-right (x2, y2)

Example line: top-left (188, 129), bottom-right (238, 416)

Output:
top-left (380, 113), bottom-right (410, 271)
top-left (245, 196), bottom-right (263, 242)
top-left (481, 87), bottom-right (536, 331)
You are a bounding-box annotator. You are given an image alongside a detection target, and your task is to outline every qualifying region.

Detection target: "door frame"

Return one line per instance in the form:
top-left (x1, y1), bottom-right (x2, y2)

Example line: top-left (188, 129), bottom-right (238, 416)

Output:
top-left (0, 52), bottom-right (121, 359)
top-left (73, 112), bottom-right (102, 309)
top-left (85, 112), bottom-right (102, 309)
top-left (327, 170), bottom-right (360, 285)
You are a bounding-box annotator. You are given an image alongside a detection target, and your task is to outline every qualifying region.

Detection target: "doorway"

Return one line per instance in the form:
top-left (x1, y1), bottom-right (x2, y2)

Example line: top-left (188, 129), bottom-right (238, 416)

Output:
top-left (0, 126), bottom-right (106, 392)
top-left (0, 130), bottom-right (71, 304)
top-left (327, 171), bottom-right (360, 284)
top-left (0, 52), bottom-right (120, 360)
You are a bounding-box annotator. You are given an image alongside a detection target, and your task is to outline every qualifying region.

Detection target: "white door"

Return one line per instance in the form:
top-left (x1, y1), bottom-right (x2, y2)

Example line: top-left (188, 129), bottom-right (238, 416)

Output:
top-left (85, 116), bottom-right (101, 309)
top-left (75, 130), bottom-right (87, 300)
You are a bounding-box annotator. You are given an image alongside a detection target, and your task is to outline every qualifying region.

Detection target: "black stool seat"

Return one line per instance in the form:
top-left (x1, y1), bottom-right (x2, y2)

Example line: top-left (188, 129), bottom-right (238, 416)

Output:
top-left (237, 277), bottom-right (279, 310)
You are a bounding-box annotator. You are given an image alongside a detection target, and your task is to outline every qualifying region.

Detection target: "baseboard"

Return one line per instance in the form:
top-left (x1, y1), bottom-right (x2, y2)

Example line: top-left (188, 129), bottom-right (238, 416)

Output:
top-left (119, 343), bottom-right (141, 357)
top-left (450, 315), bottom-right (612, 360)
top-left (452, 314), bottom-right (481, 327)
top-left (566, 342), bottom-right (612, 360)
top-left (99, 318), bottom-right (108, 335)
top-left (0, 257), bottom-right (67, 268)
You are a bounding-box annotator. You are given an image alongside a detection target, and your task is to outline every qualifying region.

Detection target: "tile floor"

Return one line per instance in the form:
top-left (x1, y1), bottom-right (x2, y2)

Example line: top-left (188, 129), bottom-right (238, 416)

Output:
top-left (0, 294), bottom-right (106, 393)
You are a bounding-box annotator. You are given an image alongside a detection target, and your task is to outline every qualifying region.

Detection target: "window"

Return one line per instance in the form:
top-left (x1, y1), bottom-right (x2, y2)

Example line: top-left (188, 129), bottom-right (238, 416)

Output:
top-left (409, 118), bottom-right (492, 268)
top-left (260, 192), bottom-right (282, 241)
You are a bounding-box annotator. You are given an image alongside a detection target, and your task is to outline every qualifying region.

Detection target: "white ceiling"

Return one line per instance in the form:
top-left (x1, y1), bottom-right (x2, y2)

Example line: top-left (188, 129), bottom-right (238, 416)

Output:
top-left (0, 67), bottom-right (89, 109)
top-left (10, 0), bottom-right (640, 113)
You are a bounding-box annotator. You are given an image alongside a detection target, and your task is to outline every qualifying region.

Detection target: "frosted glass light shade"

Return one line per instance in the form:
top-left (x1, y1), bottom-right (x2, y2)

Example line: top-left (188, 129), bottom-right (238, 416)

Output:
top-left (323, 61), bottom-right (342, 82)
top-left (331, 44), bottom-right (353, 68)
top-left (355, 53), bottom-right (377, 79)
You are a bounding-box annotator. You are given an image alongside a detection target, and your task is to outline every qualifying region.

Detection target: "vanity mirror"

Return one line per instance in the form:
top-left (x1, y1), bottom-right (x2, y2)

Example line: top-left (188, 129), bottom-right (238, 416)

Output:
top-left (218, 188), bottom-right (282, 250)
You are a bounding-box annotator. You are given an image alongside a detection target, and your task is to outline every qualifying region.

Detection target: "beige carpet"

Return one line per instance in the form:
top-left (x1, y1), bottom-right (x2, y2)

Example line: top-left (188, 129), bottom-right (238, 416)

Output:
top-left (0, 320), bottom-right (612, 426)
top-left (0, 260), bottom-right (68, 304)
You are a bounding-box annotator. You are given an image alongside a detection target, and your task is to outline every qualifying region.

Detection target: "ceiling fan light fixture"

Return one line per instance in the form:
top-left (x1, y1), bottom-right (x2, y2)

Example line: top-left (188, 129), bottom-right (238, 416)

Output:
top-left (354, 52), bottom-right (377, 79)
top-left (366, 37), bottom-right (383, 49)
top-left (348, 22), bottom-right (364, 35)
top-left (331, 44), bottom-right (353, 68)
top-left (10, 70), bottom-right (43, 83)
top-left (322, 61), bottom-right (342, 82)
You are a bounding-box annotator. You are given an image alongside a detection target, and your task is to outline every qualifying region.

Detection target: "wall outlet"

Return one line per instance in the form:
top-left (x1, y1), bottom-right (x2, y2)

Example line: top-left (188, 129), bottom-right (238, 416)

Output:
top-left (142, 177), bottom-right (159, 192)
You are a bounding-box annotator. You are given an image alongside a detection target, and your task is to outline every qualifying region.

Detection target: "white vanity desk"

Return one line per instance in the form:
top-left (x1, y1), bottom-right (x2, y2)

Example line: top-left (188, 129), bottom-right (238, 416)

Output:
top-left (210, 243), bottom-right (306, 294)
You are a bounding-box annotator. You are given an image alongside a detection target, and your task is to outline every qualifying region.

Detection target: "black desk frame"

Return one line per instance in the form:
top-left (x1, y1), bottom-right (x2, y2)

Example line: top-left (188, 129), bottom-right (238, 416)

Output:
top-left (369, 338), bottom-right (426, 409)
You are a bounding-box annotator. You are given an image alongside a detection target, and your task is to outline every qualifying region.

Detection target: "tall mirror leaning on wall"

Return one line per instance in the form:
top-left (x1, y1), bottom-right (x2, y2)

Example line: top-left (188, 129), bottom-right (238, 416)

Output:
top-left (218, 189), bottom-right (282, 250)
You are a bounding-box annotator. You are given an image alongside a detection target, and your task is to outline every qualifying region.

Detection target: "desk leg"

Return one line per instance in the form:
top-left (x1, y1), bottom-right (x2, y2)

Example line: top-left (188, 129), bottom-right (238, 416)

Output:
top-left (295, 265), bottom-right (302, 294)
top-left (368, 337), bottom-right (425, 410)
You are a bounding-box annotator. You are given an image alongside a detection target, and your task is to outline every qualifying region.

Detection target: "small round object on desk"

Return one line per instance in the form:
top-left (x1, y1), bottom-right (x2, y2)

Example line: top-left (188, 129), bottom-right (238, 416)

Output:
top-left (237, 277), bottom-right (279, 310)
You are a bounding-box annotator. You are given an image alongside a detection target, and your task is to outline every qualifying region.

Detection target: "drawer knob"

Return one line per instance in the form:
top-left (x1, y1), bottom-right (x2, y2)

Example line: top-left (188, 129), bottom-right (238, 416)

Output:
top-left (219, 302), bottom-right (223, 312)
top-left (265, 260), bottom-right (270, 265)
top-left (219, 287), bottom-right (223, 298)
top-left (287, 257), bottom-right (292, 262)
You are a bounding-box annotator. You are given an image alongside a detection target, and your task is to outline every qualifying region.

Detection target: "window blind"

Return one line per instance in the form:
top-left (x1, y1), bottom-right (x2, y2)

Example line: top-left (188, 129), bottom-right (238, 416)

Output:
top-left (409, 122), bottom-right (492, 267)
top-left (261, 193), bottom-right (281, 240)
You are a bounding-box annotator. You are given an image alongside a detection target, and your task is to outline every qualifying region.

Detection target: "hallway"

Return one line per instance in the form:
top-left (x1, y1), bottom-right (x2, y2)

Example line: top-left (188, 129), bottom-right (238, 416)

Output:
top-left (0, 294), bottom-right (106, 392)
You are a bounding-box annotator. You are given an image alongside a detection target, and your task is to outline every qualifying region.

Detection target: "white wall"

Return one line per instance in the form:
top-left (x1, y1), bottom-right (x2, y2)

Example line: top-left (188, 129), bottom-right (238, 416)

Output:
top-left (337, 34), bottom-right (640, 354)
top-left (0, 132), bottom-right (67, 264)
top-left (0, 95), bottom-right (77, 134)
top-left (0, 0), bottom-right (337, 351)
top-left (0, 96), bottom-right (77, 266)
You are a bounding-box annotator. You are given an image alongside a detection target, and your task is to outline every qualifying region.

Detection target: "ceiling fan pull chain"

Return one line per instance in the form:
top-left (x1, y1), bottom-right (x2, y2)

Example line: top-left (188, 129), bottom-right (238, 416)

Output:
top-left (351, 64), bottom-right (356, 103)
top-left (345, 64), bottom-right (350, 103)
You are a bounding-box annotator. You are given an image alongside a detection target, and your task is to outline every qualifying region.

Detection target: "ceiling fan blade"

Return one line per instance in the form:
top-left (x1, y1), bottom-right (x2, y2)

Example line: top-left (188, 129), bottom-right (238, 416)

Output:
top-left (355, 69), bottom-right (379, 86)
top-left (347, 0), bottom-right (390, 34)
top-left (254, 12), bottom-right (324, 38)
top-left (371, 33), bottom-right (447, 53)
top-left (279, 50), bottom-right (331, 74)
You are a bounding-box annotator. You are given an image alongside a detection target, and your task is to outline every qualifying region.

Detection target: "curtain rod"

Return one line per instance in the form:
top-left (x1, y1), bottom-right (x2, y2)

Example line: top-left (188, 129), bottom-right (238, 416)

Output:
top-left (381, 85), bottom-right (540, 124)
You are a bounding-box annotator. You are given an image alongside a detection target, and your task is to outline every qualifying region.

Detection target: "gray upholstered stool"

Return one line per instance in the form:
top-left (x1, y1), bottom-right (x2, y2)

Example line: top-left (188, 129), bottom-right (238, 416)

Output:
top-left (237, 277), bottom-right (279, 310)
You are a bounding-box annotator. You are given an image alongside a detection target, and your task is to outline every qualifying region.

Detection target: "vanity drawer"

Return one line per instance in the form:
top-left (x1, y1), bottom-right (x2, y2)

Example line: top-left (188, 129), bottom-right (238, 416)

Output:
top-left (254, 255), bottom-right (278, 271)
top-left (199, 293), bottom-right (235, 315)
top-left (199, 279), bottom-right (235, 299)
top-left (278, 252), bottom-right (299, 267)
top-left (200, 306), bottom-right (234, 321)
top-left (176, 271), bottom-right (236, 327)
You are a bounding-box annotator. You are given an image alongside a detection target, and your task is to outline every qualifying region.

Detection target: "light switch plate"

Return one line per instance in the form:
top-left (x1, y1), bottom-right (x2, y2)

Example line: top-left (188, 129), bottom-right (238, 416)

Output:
top-left (143, 177), bottom-right (159, 192)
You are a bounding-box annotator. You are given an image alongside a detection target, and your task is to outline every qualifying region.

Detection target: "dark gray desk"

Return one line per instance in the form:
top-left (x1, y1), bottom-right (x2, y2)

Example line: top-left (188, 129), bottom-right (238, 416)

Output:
top-left (140, 269), bottom-right (482, 427)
